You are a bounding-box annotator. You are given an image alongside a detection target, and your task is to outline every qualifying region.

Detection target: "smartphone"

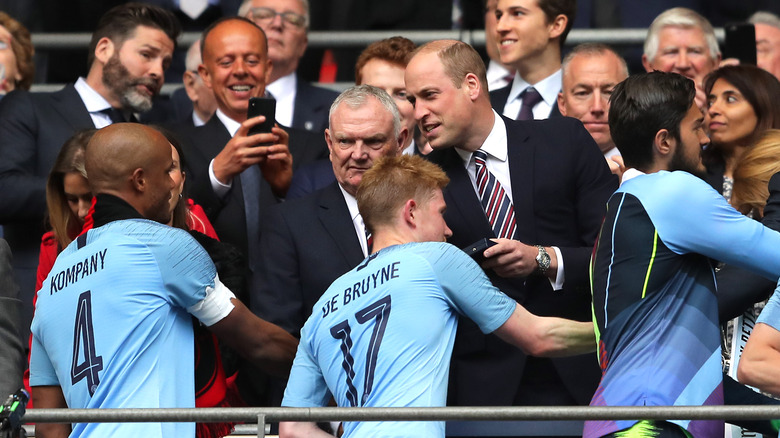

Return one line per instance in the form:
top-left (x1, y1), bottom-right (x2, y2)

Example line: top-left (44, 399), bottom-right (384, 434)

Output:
top-left (462, 238), bottom-right (497, 263)
top-left (724, 23), bottom-right (757, 65)
top-left (247, 97), bottom-right (276, 139)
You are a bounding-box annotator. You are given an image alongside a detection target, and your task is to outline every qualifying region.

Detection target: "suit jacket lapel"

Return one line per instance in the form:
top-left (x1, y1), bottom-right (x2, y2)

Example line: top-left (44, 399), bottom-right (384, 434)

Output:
top-left (50, 84), bottom-right (95, 129)
top-left (504, 116), bottom-right (537, 242)
top-left (318, 182), bottom-right (365, 264)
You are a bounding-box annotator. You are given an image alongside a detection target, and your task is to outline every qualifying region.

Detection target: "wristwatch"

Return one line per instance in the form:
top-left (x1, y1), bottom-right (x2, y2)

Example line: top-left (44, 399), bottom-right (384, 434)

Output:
top-left (535, 245), bottom-right (551, 275)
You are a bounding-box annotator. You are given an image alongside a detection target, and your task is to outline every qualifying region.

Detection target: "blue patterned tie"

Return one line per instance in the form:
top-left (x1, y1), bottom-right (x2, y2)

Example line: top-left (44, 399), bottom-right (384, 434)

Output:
top-left (240, 165), bottom-right (262, 271)
top-left (473, 149), bottom-right (517, 239)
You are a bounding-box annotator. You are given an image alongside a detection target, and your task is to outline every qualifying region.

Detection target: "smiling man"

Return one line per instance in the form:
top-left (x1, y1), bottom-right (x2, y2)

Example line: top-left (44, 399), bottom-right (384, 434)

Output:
top-left (239, 0), bottom-right (338, 133)
top-left (490, 0), bottom-right (574, 120)
top-left (175, 16), bottom-right (326, 406)
top-left (0, 2), bottom-right (180, 344)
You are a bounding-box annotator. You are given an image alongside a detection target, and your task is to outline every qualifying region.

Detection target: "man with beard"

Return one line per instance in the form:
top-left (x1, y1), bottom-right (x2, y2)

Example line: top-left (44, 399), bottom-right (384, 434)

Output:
top-left (30, 123), bottom-right (297, 438)
top-left (586, 71), bottom-right (780, 438)
top-left (0, 3), bottom-right (180, 342)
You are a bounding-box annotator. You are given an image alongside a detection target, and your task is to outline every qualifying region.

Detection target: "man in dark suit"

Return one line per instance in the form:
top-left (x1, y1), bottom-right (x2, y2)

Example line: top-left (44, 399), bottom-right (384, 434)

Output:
top-left (178, 16), bottom-right (326, 406)
top-left (255, 84), bottom-right (406, 336)
top-left (239, 0), bottom-right (338, 133)
top-left (490, 0), bottom-right (574, 120)
top-left (0, 238), bottom-right (23, 401)
top-left (405, 40), bottom-right (616, 414)
top-left (0, 3), bottom-right (180, 341)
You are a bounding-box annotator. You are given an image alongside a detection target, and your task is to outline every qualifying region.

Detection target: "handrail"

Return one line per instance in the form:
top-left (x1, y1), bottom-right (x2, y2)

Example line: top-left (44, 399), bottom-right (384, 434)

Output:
top-left (29, 28), bottom-right (726, 50)
top-left (24, 405), bottom-right (780, 423)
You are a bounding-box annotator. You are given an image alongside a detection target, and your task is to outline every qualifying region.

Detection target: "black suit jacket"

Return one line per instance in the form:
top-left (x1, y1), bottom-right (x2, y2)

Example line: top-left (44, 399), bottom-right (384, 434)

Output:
top-left (0, 238), bottom-right (24, 399)
top-left (489, 83), bottom-right (563, 119)
top-left (254, 181), bottom-right (364, 336)
top-left (174, 115), bottom-right (328, 270)
top-left (427, 115), bottom-right (617, 406)
top-left (0, 85), bottom-right (95, 338)
top-left (291, 78), bottom-right (338, 134)
top-left (287, 159), bottom-right (336, 200)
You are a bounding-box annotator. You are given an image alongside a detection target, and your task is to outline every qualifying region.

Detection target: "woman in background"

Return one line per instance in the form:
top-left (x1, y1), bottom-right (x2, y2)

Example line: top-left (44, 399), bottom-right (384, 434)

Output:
top-left (703, 65), bottom-right (780, 199)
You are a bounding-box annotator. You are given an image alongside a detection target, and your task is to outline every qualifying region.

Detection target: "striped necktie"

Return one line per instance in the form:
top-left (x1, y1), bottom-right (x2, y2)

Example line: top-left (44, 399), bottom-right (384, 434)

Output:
top-left (473, 149), bottom-right (516, 239)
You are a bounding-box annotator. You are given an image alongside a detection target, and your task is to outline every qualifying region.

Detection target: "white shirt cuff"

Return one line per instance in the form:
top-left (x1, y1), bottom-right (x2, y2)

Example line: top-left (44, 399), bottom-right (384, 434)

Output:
top-left (548, 246), bottom-right (564, 291)
top-left (209, 159), bottom-right (232, 198)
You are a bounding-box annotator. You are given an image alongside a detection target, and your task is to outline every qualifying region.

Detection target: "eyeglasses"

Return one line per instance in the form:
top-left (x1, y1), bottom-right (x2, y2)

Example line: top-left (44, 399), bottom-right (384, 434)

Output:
top-left (250, 7), bottom-right (307, 28)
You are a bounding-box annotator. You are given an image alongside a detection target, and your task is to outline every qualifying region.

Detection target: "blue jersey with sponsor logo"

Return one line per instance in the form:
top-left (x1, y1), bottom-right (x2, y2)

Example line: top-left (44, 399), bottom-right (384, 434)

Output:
top-left (30, 219), bottom-right (220, 438)
top-left (282, 241), bottom-right (516, 438)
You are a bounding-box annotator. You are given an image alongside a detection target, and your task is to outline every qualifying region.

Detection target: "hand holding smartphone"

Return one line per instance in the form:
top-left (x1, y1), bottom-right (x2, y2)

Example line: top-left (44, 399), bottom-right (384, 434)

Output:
top-left (724, 23), bottom-right (757, 65)
top-left (462, 238), bottom-right (497, 264)
top-left (247, 97), bottom-right (277, 143)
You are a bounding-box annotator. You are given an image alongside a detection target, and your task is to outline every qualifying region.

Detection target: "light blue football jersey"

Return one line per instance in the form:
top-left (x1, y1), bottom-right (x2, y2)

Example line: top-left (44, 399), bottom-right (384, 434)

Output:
top-left (283, 242), bottom-right (516, 437)
top-left (30, 219), bottom-right (224, 438)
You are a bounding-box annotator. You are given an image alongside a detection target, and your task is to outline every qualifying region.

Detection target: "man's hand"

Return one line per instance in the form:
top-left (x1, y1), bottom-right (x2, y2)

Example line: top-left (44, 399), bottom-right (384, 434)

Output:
top-left (606, 155), bottom-right (625, 179)
top-left (260, 126), bottom-right (293, 198)
top-left (481, 238), bottom-right (558, 279)
top-left (212, 116), bottom-right (292, 194)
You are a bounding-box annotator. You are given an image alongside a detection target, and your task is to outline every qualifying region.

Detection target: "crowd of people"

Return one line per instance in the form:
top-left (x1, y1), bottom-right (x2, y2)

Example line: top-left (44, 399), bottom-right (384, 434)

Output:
top-left (1, 1), bottom-right (780, 438)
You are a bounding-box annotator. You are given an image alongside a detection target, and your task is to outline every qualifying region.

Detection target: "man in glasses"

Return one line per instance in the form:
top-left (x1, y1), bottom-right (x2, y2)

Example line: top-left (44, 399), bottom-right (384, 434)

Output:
top-left (239, 0), bottom-right (338, 134)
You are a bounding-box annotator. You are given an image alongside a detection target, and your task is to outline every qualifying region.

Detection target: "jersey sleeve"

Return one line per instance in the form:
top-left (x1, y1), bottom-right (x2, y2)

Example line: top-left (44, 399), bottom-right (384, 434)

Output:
top-left (643, 172), bottom-right (780, 280)
top-left (281, 329), bottom-right (331, 408)
top-left (427, 243), bottom-right (515, 334)
top-left (29, 332), bottom-right (58, 387)
top-left (143, 224), bottom-right (235, 325)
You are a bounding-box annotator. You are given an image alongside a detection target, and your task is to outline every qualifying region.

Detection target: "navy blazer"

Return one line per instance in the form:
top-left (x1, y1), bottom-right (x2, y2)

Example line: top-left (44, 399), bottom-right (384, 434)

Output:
top-left (291, 78), bottom-right (338, 134)
top-left (427, 115), bottom-right (617, 406)
top-left (255, 181), bottom-right (364, 336)
top-left (489, 83), bottom-right (563, 119)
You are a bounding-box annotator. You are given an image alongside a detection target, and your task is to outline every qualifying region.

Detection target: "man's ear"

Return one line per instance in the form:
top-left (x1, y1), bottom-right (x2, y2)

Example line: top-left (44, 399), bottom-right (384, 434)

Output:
top-left (130, 168), bottom-right (146, 193)
top-left (403, 199), bottom-right (418, 227)
top-left (94, 37), bottom-right (115, 65)
top-left (653, 128), bottom-right (675, 160)
top-left (548, 14), bottom-right (567, 41)
top-left (464, 72), bottom-right (482, 101)
top-left (197, 63), bottom-right (212, 90)
top-left (396, 127), bottom-right (410, 155)
top-left (557, 91), bottom-right (567, 116)
top-left (183, 71), bottom-right (199, 102)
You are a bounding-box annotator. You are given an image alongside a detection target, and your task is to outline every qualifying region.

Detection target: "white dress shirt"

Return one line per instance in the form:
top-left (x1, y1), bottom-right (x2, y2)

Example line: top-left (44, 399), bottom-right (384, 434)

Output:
top-left (486, 60), bottom-right (514, 92)
top-left (74, 77), bottom-right (114, 129)
top-left (266, 72), bottom-right (297, 128)
top-left (502, 69), bottom-right (562, 120)
top-left (339, 184), bottom-right (370, 257)
top-left (455, 110), bottom-right (565, 290)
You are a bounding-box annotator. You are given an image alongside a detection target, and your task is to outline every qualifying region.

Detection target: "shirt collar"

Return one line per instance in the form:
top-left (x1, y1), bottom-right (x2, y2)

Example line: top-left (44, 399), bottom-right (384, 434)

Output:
top-left (620, 168), bottom-right (645, 185)
top-left (74, 77), bottom-right (113, 113)
top-left (215, 108), bottom-right (242, 137)
top-left (507, 69), bottom-right (562, 108)
top-left (266, 72), bottom-right (297, 100)
top-left (455, 110), bottom-right (508, 163)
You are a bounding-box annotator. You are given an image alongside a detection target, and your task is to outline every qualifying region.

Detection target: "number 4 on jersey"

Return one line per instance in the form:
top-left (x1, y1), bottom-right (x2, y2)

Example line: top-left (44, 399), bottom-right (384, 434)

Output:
top-left (330, 295), bottom-right (392, 407)
top-left (71, 291), bottom-right (103, 396)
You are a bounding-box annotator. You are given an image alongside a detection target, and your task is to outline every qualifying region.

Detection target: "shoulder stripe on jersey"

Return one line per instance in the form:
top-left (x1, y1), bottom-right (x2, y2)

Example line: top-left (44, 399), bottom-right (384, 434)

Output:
top-left (641, 230), bottom-right (659, 299)
top-left (77, 233), bottom-right (87, 249)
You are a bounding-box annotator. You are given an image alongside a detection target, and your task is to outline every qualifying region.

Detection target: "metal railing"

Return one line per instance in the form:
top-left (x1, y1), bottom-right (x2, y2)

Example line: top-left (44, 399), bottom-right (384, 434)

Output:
top-left (22, 405), bottom-right (780, 437)
top-left (29, 28), bottom-right (727, 50)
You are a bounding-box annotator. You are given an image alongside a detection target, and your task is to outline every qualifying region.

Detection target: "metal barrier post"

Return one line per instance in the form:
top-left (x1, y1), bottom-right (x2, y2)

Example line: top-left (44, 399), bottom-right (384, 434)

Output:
top-left (257, 414), bottom-right (265, 438)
